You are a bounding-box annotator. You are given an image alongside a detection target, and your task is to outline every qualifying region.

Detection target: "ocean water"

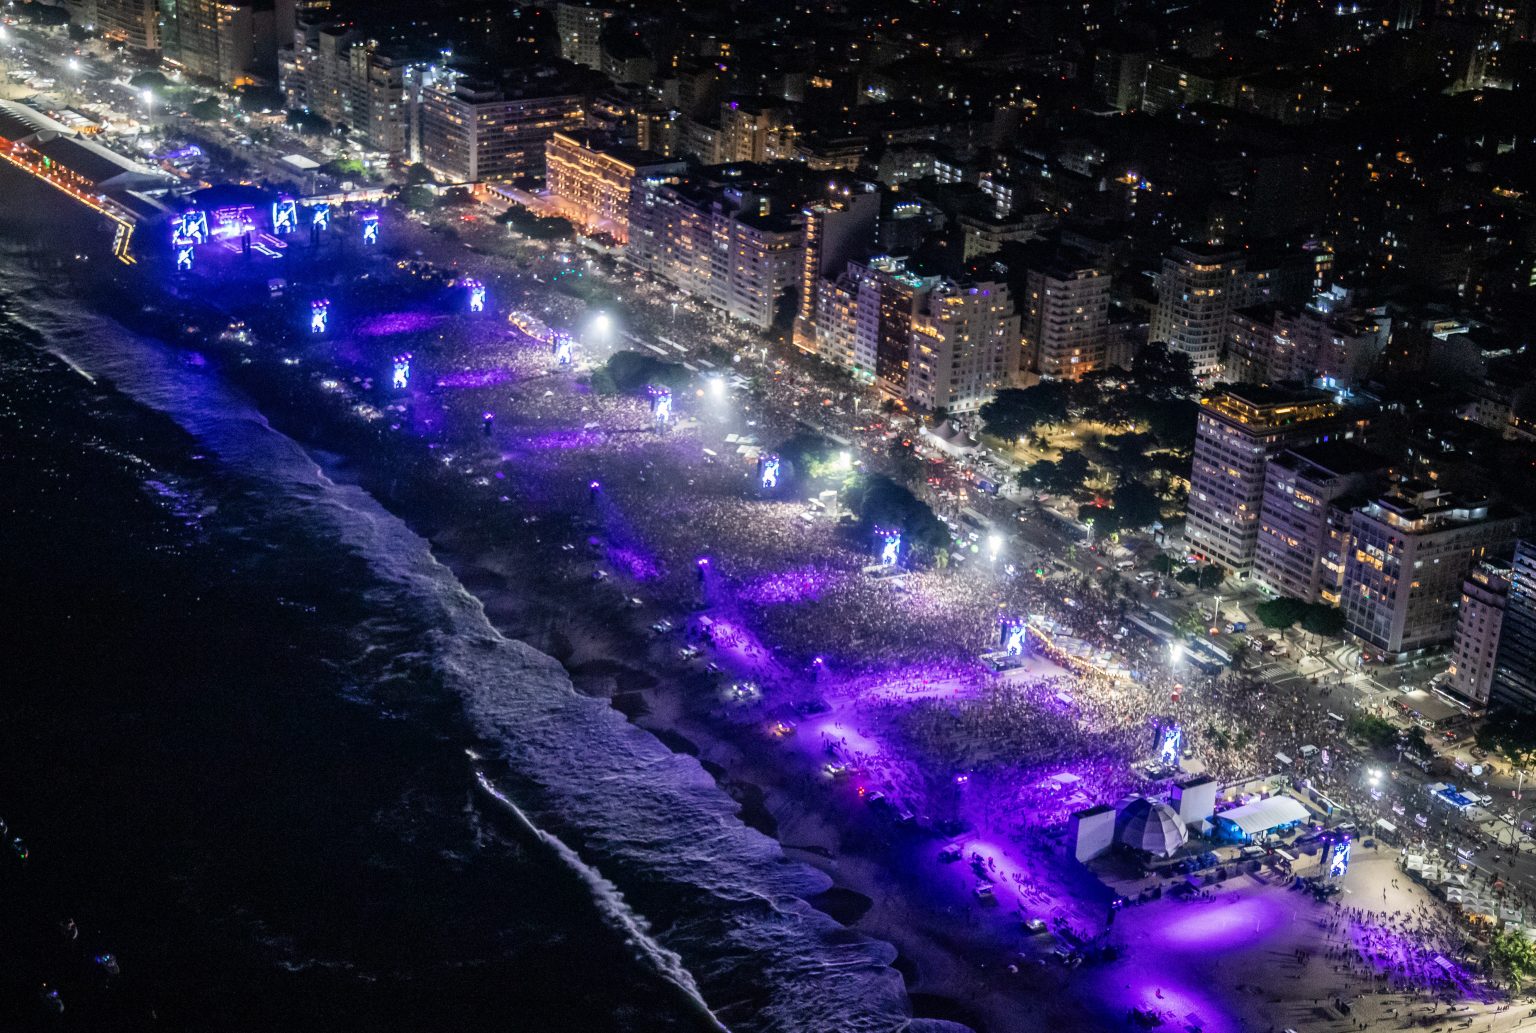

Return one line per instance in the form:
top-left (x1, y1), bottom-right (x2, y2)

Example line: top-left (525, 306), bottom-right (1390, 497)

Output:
top-left (0, 189), bottom-right (934, 1031)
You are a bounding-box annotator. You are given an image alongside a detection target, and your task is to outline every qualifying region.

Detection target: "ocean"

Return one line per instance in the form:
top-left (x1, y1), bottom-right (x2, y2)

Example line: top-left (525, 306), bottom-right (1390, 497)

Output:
top-left (0, 184), bottom-right (929, 1031)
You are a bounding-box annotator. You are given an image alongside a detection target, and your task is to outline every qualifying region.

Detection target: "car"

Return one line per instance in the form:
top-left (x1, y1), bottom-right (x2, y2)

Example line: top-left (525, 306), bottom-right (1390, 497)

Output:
top-left (974, 884), bottom-right (997, 906)
top-left (938, 846), bottom-right (963, 863)
top-left (678, 646), bottom-right (701, 660)
top-left (1022, 918), bottom-right (1048, 933)
top-left (649, 619), bottom-right (673, 634)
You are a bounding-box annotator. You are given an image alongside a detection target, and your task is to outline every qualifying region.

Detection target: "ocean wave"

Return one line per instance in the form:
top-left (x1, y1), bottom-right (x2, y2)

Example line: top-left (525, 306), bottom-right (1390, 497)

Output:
top-left (2, 261), bottom-right (922, 1031)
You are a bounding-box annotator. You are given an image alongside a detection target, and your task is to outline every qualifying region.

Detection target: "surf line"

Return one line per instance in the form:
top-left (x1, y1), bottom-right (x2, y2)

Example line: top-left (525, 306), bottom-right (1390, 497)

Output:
top-left (473, 767), bottom-right (732, 1033)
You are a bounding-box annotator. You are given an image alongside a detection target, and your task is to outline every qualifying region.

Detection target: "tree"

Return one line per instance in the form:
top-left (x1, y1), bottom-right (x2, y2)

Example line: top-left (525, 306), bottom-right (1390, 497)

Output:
top-left (406, 163), bottom-right (439, 186)
top-left (1150, 554), bottom-right (1174, 574)
top-left (1053, 450), bottom-right (1091, 492)
top-left (845, 475), bottom-right (951, 556)
top-left (978, 383), bottom-right (1073, 441)
top-left (1176, 566), bottom-right (1201, 585)
top-left (188, 97), bottom-right (222, 121)
top-left (1198, 565), bottom-right (1224, 590)
top-left (1099, 431), bottom-right (1157, 482)
top-left (1079, 503), bottom-right (1122, 534)
top-left (1477, 709), bottom-right (1536, 783)
top-left (237, 85), bottom-right (286, 114)
top-left (400, 184), bottom-right (435, 210)
top-left (130, 70), bottom-right (170, 91)
top-left (499, 205), bottom-right (575, 240)
top-left (594, 351), bottom-right (689, 395)
top-left (1174, 610), bottom-right (1206, 635)
top-left (1112, 479), bottom-right (1161, 529)
top-left (1347, 714), bottom-right (1398, 749)
top-left (1256, 597), bottom-right (1308, 630)
top-left (323, 157), bottom-right (366, 179)
top-left (285, 108), bottom-right (329, 133)
top-left (1301, 604), bottom-right (1346, 637)
top-left (1019, 450), bottom-right (1091, 495)
top-left (1130, 342), bottom-right (1196, 398)
top-left (1490, 929), bottom-right (1536, 990)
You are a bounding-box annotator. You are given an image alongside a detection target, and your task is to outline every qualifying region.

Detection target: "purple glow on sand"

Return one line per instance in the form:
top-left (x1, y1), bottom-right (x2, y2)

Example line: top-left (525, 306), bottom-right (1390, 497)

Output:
top-left (435, 369), bottom-right (512, 389)
top-left (608, 546), bottom-right (663, 581)
top-left (356, 311), bottom-right (442, 338)
top-left (739, 565), bottom-right (834, 605)
top-left (517, 429), bottom-right (605, 451)
top-left (1151, 895), bottom-right (1289, 952)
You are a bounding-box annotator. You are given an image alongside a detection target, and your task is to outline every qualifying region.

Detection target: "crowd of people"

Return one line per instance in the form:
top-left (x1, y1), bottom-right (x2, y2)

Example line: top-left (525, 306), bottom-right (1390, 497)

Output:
top-left (308, 211), bottom-right (1533, 1016)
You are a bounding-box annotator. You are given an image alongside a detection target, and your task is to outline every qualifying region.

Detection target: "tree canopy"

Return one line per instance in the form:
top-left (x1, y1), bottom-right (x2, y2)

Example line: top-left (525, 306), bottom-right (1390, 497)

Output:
top-left (591, 350), bottom-right (690, 395)
top-left (1491, 929), bottom-right (1536, 990)
top-left (1477, 709), bottom-right (1536, 770)
top-left (979, 382), bottom-right (1088, 440)
top-left (845, 475), bottom-right (952, 555)
top-left (1257, 597), bottom-right (1344, 636)
top-left (1020, 449), bottom-right (1092, 495)
top-left (1256, 596), bottom-right (1309, 629)
top-left (1112, 479), bottom-right (1161, 529)
top-left (1301, 604), bottom-right (1346, 636)
top-left (1130, 341), bottom-right (1196, 399)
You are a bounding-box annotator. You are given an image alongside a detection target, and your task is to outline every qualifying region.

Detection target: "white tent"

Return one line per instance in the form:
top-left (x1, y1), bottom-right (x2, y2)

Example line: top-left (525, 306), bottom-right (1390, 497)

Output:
top-left (1214, 796), bottom-right (1311, 838)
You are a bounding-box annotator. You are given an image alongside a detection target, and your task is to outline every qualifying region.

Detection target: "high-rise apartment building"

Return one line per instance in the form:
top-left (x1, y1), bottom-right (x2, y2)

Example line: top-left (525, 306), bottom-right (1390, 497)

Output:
top-left (1492, 541), bottom-right (1536, 714)
top-left (555, 1), bottom-right (614, 70)
top-left (791, 183), bottom-right (879, 353)
top-left (810, 256), bottom-right (937, 386)
top-left (167, 0), bottom-right (258, 86)
top-left (906, 279), bottom-right (1021, 414)
top-left (544, 132), bottom-right (685, 243)
top-left (1445, 561), bottom-right (1511, 707)
top-left (627, 177), bottom-right (802, 330)
top-left (1342, 485), bottom-right (1522, 658)
top-left (1252, 442), bottom-right (1387, 603)
top-left (1151, 245), bottom-right (1244, 379)
top-left (419, 72), bottom-right (585, 183)
top-left (1187, 387), bottom-right (1362, 577)
top-left (1225, 301), bottom-right (1390, 387)
top-left (78, 0), bottom-right (161, 52)
top-left (719, 99), bottom-right (798, 164)
top-left (284, 25), bottom-right (410, 156)
top-left (1022, 252), bottom-right (1110, 381)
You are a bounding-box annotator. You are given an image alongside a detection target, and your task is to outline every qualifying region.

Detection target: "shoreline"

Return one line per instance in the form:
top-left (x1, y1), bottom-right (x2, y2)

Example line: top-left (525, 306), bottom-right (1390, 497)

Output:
top-left (0, 187), bottom-right (981, 1030)
top-left (7, 177), bottom-right (1518, 1033)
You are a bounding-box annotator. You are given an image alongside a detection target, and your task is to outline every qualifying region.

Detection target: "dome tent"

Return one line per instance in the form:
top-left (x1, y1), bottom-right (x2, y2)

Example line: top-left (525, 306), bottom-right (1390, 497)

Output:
top-left (1116, 798), bottom-right (1189, 858)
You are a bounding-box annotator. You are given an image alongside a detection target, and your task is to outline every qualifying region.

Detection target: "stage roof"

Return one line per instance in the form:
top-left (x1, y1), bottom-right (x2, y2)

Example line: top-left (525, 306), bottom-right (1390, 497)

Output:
top-left (1215, 796), bottom-right (1310, 836)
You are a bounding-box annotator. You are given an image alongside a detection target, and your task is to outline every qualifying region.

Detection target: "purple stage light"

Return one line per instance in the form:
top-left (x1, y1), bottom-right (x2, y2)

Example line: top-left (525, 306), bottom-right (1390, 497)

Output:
top-left (212, 205), bottom-right (255, 239)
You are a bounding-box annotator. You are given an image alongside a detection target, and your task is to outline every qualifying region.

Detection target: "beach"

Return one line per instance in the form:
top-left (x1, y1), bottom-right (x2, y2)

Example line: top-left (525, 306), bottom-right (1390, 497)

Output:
top-left (3, 178), bottom-right (1527, 1033)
